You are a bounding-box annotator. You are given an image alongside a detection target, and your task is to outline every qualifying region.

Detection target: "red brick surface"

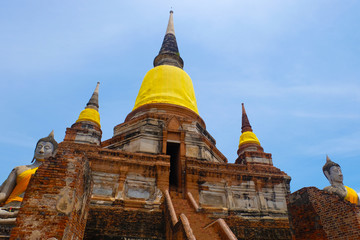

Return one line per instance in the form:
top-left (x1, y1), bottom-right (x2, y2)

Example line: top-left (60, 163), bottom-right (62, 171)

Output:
top-left (225, 216), bottom-right (292, 240)
top-left (7, 102), bottom-right (294, 240)
top-left (288, 187), bottom-right (360, 240)
top-left (169, 191), bottom-right (221, 240)
top-left (10, 143), bottom-right (93, 239)
top-left (84, 206), bottom-right (165, 239)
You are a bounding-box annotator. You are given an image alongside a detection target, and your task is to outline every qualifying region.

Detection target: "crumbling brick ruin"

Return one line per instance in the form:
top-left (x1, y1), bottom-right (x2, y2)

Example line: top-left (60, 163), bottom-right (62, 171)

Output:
top-left (1, 10), bottom-right (358, 240)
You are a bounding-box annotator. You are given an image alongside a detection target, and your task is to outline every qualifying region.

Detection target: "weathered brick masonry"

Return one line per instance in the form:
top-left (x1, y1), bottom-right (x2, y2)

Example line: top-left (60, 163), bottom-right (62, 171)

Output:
top-left (10, 142), bottom-right (93, 239)
top-left (84, 207), bottom-right (165, 239)
top-left (4, 11), bottom-right (301, 240)
top-left (288, 187), bottom-right (360, 240)
top-left (8, 104), bottom-right (294, 239)
top-left (185, 158), bottom-right (292, 240)
top-left (225, 217), bottom-right (292, 240)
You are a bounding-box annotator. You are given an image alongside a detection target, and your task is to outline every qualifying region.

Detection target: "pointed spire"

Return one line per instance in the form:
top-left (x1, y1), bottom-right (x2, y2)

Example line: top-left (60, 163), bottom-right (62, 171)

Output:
top-left (75, 82), bottom-right (101, 127)
top-left (153, 11), bottom-right (184, 69)
top-left (86, 82), bottom-right (100, 111)
top-left (166, 10), bottom-right (175, 35)
top-left (238, 103), bottom-right (261, 150)
top-left (241, 103), bottom-right (253, 133)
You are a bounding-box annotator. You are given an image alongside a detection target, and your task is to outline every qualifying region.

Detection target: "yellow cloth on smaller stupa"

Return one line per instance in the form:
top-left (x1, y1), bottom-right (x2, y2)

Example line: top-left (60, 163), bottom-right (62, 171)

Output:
top-left (239, 131), bottom-right (261, 147)
top-left (76, 108), bottom-right (101, 127)
top-left (344, 186), bottom-right (359, 205)
top-left (4, 167), bottom-right (38, 205)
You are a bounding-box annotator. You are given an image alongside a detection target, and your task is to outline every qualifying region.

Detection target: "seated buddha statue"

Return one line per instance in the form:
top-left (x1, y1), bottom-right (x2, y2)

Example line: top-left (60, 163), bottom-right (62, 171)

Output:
top-left (323, 155), bottom-right (359, 205)
top-left (0, 131), bottom-right (58, 211)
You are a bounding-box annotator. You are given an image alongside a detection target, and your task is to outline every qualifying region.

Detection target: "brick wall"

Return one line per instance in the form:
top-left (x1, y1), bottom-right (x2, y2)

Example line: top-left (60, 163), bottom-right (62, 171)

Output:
top-left (185, 158), bottom-right (289, 199)
top-left (84, 206), bottom-right (165, 239)
top-left (183, 158), bottom-right (292, 240)
top-left (225, 217), bottom-right (292, 240)
top-left (10, 143), bottom-right (93, 240)
top-left (288, 187), bottom-right (360, 240)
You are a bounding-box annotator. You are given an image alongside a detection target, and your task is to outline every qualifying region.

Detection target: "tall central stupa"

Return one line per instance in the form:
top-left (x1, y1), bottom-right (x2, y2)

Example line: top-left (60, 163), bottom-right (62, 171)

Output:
top-left (8, 11), bottom-right (292, 240)
top-left (134, 10), bottom-right (198, 115)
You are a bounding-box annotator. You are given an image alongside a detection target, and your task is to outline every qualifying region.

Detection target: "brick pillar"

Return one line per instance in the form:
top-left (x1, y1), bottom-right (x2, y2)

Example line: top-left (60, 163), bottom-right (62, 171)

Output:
top-left (10, 143), bottom-right (92, 240)
top-left (288, 187), bottom-right (360, 240)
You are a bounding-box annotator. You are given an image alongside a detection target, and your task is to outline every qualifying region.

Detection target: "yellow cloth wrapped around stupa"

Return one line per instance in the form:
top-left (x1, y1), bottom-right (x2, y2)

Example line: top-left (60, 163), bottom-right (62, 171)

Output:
top-left (344, 186), bottom-right (359, 205)
top-left (133, 65), bottom-right (199, 114)
top-left (76, 108), bottom-right (101, 127)
top-left (239, 131), bottom-right (261, 147)
top-left (4, 167), bottom-right (38, 205)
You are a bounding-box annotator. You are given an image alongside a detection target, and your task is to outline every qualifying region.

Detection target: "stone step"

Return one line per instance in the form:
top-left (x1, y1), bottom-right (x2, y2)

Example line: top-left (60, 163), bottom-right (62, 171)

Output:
top-left (169, 191), bottom-right (221, 240)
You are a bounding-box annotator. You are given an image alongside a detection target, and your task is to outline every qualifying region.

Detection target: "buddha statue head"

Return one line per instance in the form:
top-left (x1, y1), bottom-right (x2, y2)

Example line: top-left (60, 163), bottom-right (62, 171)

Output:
top-left (322, 155), bottom-right (343, 186)
top-left (32, 131), bottom-right (58, 162)
top-left (322, 155), bottom-right (359, 205)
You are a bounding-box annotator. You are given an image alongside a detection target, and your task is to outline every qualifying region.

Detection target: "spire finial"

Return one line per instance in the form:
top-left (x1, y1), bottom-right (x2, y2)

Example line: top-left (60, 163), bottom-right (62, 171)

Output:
top-left (153, 11), bottom-right (184, 69)
top-left (166, 10), bottom-right (175, 35)
top-left (76, 82), bottom-right (101, 127)
top-left (241, 103), bottom-right (253, 133)
top-left (86, 82), bottom-right (100, 111)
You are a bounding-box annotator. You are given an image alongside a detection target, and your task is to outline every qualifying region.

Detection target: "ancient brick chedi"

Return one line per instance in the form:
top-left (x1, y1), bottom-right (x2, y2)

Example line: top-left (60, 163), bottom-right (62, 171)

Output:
top-left (2, 11), bottom-right (295, 240)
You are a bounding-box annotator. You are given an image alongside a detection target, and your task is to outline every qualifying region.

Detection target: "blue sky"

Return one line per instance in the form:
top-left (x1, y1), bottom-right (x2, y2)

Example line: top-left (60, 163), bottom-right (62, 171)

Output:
top-left (0, 1), bottom-right (359, 194)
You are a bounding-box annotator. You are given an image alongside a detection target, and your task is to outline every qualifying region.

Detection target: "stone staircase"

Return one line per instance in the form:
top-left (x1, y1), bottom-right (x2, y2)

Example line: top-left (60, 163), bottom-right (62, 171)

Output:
top-left (169, 191), bottom-right (221, 240)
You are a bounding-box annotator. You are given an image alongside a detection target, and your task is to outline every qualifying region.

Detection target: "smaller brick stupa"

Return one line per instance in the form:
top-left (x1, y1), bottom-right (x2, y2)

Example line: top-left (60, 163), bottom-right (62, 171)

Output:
top-left (64, 82), bottom-right (102, 145)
